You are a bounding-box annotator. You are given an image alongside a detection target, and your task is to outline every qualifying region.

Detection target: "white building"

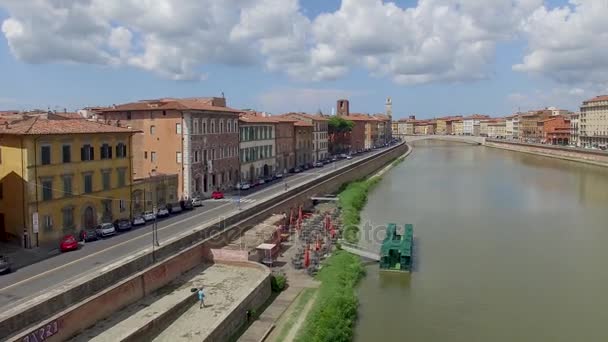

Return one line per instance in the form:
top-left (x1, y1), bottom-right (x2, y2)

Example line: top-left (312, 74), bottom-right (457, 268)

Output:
top-left (580, 95), bottom-right (608, 148)
top-left (463, 115), bottom-right (489, 136)
top-left (506, 115), bottom-right (520, 140)
top-left (570, 112), bottom-right (579, 147)
top-left (239, 115), bottom-right (277, 183)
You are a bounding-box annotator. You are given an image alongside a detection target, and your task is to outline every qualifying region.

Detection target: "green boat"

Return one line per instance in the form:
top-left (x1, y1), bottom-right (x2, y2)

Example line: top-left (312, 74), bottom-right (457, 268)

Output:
top-left (379, 223), bottom-right (413, 272)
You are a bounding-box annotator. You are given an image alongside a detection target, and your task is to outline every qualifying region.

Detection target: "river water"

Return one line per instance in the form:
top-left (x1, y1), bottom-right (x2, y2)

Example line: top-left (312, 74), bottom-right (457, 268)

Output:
top-left (354, 140), bottom-right (608, 342)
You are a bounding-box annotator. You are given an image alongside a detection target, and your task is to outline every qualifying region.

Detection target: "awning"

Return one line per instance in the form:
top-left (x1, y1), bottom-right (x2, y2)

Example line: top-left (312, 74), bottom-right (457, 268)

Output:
top-left (256, 243), bottom-right (276, 250)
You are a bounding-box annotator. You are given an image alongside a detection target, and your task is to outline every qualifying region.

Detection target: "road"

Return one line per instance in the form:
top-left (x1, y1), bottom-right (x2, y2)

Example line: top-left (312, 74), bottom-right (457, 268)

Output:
top-left (0, 146), bottom-right (394, 313)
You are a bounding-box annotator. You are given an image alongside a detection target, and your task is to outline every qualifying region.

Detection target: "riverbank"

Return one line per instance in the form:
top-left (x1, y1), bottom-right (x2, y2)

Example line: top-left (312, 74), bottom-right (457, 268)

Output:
top-left (485, 139), bottom-right (608, 167)
top-left (295, 251), bottom-right (364, 342)
top-left (341, 146), bottom-right (412, 243)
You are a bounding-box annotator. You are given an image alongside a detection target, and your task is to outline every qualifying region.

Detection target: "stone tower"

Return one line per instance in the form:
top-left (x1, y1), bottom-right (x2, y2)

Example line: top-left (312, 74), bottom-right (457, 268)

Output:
top-left (385, 97), bottom-right (392, 119)
top-left (337, 99), bottom-right (350, 117)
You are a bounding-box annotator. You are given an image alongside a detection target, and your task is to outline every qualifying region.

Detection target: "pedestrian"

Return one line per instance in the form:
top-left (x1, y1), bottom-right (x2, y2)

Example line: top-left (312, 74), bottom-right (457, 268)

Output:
top-left (284, 181), bottom-right (289, 191)
top-left (198, 287), bottom-right (206, 308)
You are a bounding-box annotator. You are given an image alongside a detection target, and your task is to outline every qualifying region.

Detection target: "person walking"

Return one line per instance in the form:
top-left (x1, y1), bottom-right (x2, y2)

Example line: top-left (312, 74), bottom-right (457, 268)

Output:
top-left (198, 287), bottom-right (206, 309)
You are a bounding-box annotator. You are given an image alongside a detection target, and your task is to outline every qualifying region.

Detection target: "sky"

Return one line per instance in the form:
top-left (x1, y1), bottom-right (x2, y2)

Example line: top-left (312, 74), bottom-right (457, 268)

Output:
top-left (1, 0), bottom-right (607, 119)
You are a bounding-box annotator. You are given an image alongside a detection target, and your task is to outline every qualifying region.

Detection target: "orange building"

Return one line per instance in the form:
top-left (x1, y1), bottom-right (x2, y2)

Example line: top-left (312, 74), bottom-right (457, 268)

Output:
top-left (541, 116), bottom-right (571, 145)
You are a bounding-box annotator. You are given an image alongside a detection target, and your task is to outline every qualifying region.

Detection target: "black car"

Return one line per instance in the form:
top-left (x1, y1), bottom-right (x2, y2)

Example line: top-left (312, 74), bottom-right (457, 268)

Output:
top-left (0, 255), bottom-right (12, 275)
top-left (181, 199), bottom-right (194, 210)
top-left (80, 228), bottom-right (99, 242)
top-left (114, 219), bottom-right (132, 232)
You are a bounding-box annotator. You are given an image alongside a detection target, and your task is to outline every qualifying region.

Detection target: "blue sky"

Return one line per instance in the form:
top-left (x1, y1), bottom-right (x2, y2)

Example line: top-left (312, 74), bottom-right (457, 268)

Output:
top-left (0, 0), bottom-right (604, 119)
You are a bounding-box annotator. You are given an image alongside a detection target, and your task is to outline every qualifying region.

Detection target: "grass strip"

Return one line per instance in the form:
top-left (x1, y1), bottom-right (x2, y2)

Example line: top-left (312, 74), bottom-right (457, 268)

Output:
top-left (339, 177), bottom-right (382, 244)
top-left (295, 251), bottom-right (365, 342)
top-left (274, 288), bottom-right (317, 342)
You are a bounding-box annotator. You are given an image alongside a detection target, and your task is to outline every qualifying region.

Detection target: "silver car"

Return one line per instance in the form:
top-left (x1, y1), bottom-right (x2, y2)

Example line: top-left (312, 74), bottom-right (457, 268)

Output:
top-left (191, 197), bottom-right (204, 207)
top-left (143, 211), bottom-right (156, 221)
top-left (96, 222), bottom-right (116, 237)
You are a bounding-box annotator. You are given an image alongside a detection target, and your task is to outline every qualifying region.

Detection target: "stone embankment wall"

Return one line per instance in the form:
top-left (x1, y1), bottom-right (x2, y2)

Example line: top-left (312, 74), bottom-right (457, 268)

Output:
top-left (485, 140), bottom-right (608, 167)
top-left (3, 142), bottom-right (408, 341)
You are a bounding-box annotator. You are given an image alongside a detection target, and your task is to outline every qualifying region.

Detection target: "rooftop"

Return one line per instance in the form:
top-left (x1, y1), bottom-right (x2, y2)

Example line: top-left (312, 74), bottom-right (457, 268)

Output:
top-left (100, 97), bottom-right (240, 114)
top-left (282, 112), bottom-right (329, 121)
top-left (583, 95), bottom-right (608, 104)
top-left (239, 114), bottom-right (279, 124)
top-left (0, 117), bottom-right (139, 135)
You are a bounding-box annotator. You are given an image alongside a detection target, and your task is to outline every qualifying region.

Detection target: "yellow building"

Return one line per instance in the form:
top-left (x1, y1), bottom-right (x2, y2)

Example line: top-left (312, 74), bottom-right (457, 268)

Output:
top-left (436, 119), bottom-right (447, 135)
top-left (0, 117), bottom-right (138, 247)
top-left (452, 120), bottom-right (464, 135)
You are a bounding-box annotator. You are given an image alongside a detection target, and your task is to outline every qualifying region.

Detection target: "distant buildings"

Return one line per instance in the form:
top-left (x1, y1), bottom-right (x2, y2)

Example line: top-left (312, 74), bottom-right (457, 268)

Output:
top-left (282, 113), bottom-right (329, 162)
top-left (487, 121), bottom-right (507, 139)
top-left (579, 95), bottom-right (608, 148)
top-left (463, 114), bottom-right (490, 136)
top-left (541, 116), bottom-right (571, 145)
top-left (570, 112), bottom-right (579, 147)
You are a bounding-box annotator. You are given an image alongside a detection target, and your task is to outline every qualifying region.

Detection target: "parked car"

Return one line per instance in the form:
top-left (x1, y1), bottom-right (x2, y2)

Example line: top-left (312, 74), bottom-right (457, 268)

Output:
top-left (239, 183), bottom-right (251, 190)
top-left (257, 178), bottom-right (266, 186)
top-left (96, 222), bottom-right (116, 238)
top-left (212, 191), bottom-right (225, 199)
top-left (114, 218), bottom-right (132, 232)
top-left (0, 255), bottom-right (12, 275)
top-left (181, 199), bottom-right (194, 210)
top-left (157, 207), bottom-right (170, 217)
top-left (80, 227), bottom-right (98, 242)
top-left (191, 197), bottom-right (204, 207)
top-left (302, 164), bottom-right (310, 170)
top-left (264, 175), bottom-right (275, 183)
top-left (331, 157), bottom-right (338, 162)
top-left (345, 155), bottom-right (353, 160)
top-left (60, 234), bottom-right (79, 253)
top-left (166, 203), bottom-right (182, 214)
top-left (313, 161), bottom-right (324, 168)
top-left (132, 215), bottom-right (146, 226)
top-left (293, 167), bottom-right (302, 173)
top-left (143, 211), bottom-right (156, 222)
top-left (275, 173), bottom-right (284, 179)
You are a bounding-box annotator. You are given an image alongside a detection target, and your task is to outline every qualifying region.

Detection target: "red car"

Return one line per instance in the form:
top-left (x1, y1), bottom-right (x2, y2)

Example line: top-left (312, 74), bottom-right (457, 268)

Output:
top-left (60, 234), bottom-right (79, 252)
top-left (211, 191), bottom-right (224, 199)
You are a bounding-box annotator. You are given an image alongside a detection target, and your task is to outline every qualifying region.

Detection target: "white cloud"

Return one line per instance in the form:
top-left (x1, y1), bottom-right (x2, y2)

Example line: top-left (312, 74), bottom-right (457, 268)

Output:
top-left (514, 0), bottom-right (608, 85)
top-left (257, 88), bottom-right (361, 114)
top-left (506, 86), bottom-right (606, 112)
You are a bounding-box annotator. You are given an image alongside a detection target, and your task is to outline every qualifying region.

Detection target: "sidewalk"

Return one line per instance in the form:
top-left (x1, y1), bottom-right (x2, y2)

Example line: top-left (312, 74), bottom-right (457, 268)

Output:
top-left (0, 241), bottom-right (59, 270)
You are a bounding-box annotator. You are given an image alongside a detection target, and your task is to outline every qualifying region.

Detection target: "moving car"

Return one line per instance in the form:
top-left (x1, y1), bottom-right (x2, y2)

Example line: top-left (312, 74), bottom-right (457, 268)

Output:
top-left (191, 197), bottom-right (204, 207)
top-left (114, 218), bottom-right (132, 232)
top-left (60, 234), bottom-right (79, 252)
top-left (80, 227), bottom-right (98, 242)
top-left (96, 222), bottom-right (116, 238)
top-left (143, 211), bottom-right (156, 221)
top-left (211, 191), bottom-right (224, 199)
top-left (0, 255), bottom-right (12, 275)
top-left (345, 155), bottom-right (353, 160)
top-left (132, 215), bottom-right (146, 226)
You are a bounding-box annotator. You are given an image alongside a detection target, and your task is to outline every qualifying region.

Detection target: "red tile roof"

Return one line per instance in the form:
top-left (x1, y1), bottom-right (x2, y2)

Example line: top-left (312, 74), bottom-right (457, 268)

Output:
top-left (0, 117), bottom-right (139, 135)
top-left (239, 114), bottom-right (279, 123)
top-left (583, 95), bottom-right (608, 103)
top-left (294, 120), bottom-right (313, 127)
top-left (282, 112), bottom-right (329, 121)
top-left (101, 98), bottom-right (240, 114)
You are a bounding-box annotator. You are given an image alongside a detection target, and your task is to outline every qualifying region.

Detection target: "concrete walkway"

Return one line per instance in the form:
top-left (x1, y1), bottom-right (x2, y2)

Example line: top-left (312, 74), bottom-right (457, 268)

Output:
top-left (238, 239), bottom-right (320, 342)
top-left (70, 263), bottom-right (265, 342)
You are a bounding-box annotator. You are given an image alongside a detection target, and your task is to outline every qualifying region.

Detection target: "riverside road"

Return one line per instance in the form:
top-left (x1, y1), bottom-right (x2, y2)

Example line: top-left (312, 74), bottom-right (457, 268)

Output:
top-left (0, 147), bottom-right (391, 313)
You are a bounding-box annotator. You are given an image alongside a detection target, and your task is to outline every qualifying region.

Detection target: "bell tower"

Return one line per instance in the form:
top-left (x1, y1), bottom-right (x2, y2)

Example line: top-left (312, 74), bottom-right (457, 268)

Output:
top-left (385, 97), bottom-right (392, 119)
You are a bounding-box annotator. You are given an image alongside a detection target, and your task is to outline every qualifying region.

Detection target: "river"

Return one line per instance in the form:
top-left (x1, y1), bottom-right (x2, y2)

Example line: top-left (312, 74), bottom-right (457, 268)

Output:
top-left (354, 140), bottom-right (608, 342)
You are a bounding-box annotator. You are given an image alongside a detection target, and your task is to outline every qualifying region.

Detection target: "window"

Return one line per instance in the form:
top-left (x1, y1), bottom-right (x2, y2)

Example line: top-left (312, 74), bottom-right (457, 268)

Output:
top-left (202, 121), bottom-right (207, 134)
top-left (0, 182), bottom-right (3, 199)
top-left (151, 152), bottom-right (157, 162)
top-left (117, 168), bottom-right (126, 187)
top-left (176, 151), bottom-right (182, 163)
top-left (42, 180), bottom-right (53, 201)
top-left (81, 144), bottom-right (94, 161)
top-left (84, 174), bottom-right (93, 193)
top-left (194, 150), bottom-right (200, 163)
top-left (144, 151), bottom-right (148, 159)
top-left (219, 120), bottom-right (224, 133)
top-left (211, 120), bottom-right (215, 133)
top-left (127, 111), bottom-right (132, 120)
top-left (62, 207), bottom-right (74, 229)
top-left (116, 143), bottom-right (127, 158)
top-left (100, 144), bottom-right (112, 159)
top-left (102, 171), bottom-right (111, 190)
top-left (176, 123), bottom-right (182, 134)
top-left (41, 145), bottom-right (51, 165)
top-left (102, 199), bottom-right (112, 220)
top-left (62, 145), bottom-right (71, 163)
top-left (62, 176), bottom-right (72, 197)
top-left (43, 215), bottom-right (53, 231)
top-left (150, 125), bottom-right (156, 135)
top-left (119, 199), bottom-right (127, 212)
top-left (193, 119), bottom-right (199, 134)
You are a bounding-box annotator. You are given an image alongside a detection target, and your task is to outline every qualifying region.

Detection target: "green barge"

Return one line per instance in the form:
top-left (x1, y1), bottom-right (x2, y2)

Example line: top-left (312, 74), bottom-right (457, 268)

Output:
top-left (379, 223), bottom-right (413, 272)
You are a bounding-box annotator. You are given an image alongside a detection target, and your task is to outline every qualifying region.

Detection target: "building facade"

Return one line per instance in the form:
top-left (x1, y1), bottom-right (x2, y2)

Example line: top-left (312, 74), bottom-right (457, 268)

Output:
top-left (463, 114), bottom-right (490, 136)
top-left (0, 117), bottom-right (136, 247)
top-left (541, 116), bottom-right (571, 145)
top-left (580, 95), bottom-right (608, 148)
top-left (283, 113), bottom-right (328, 162)
top-left (274, 118), bottom-right (296, 173)
top-left (487, 122), bottom-right (507, 138)
top-left (99, 97), bottom-right (240, 199)
top-left (131, 173), bottom-right (179, 216)
top-left (519, 111), bottom-right (552, 143)
top-left (570, 112), bottom-right (579, 146)
top-left (239, 115), bottom-right (277, 183)
top-left (452, 120), bottom-right (464, 135)
top-left (336, 99), bottom-right (366, 152)
top-left (294, 121), bottom-right (313, 167)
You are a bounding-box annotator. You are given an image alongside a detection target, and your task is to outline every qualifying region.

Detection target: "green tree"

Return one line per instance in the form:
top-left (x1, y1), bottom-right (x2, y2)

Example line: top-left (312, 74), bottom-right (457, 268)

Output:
top-left (328, 117), bottom-right (354, 154)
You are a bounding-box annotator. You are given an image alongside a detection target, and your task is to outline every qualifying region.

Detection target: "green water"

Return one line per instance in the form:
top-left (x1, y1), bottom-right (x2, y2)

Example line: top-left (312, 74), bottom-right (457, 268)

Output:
top-left (354, 140), bottom-right (608, 342)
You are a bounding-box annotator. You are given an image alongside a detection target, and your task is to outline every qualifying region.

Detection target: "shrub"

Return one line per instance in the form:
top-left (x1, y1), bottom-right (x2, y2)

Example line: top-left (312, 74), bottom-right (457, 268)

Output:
top-left (271, 274), bottom-right (287, 292)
